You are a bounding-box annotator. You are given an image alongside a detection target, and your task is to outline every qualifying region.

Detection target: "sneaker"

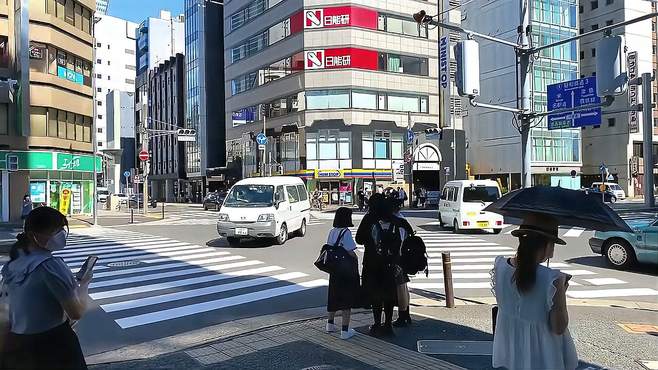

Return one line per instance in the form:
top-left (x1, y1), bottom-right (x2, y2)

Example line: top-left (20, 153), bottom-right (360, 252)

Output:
top-left (340, 328), bottom-right (356, 340)
top-left (326, 322), bottom-right (338, 333)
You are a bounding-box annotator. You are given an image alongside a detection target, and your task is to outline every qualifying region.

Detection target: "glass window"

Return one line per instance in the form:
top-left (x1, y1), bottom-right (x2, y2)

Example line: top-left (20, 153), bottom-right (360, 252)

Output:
top-left (83, 116), bottom-right (91, 142)
top-left (378, 14), bottom-right (386, 30)
top-left (463, 186), bottom-right (500, 202)
top-left (57, 110), bottom-right (66, 138)
top-left (47, 108), bottom-right (57, 137)
top-left (296, 185), bottom-right (308, 201)
top-left (392, 138), bottom-right (403, 159)
top-left (75, 114), bottom-right (83, 141)
top-left (64, 0), bottom-right (74, 25)
top-left (286, 186), bottom-right (300, 203)
top-left (74, 3), bottom-right (82, 29)
top-left (352, 90), bottom-right (377, 109)
top-left (387, 17), bottom-right (403, 34)
top-left (362, 133), bottom-right (373, 159)
top-left (306, 90), bottom-right (349, 109)
top-left (66, 112), bottom-right (75, 140)
top-left (338, 132), bottom-right (350, 160)
top-left (56, 0), bottom-right (65, 20)
top-left (30, 107), bottom-right (47, 137)
top-left (387, 95), bottom-right (419, 112)
top-left (306, 133), bottom-right (317, 160)
top-left (46, 0), bottom-right (56, 15)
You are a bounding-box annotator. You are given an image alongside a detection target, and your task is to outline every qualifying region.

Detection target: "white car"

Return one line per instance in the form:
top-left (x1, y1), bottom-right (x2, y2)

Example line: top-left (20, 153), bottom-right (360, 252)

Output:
top-left (114, 193), bottom-right (129, 205)
top-left (216, 177), bottom-right (310, 245)
top-left (591, 182), bottom-right (625, 201)
top-left (438, 180), bottom-right (504, 234)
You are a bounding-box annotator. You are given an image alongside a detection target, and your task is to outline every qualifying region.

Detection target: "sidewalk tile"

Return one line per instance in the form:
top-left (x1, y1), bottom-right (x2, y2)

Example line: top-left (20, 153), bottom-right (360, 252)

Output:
top-left (184, 346), bottom-right (217, 358)
top-left (195, 352), bottom-right (231, 365)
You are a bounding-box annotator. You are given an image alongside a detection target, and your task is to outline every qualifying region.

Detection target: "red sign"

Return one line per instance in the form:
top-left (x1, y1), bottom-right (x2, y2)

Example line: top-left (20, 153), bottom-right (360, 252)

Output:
top-left (304, 47), bottom-right (379, 71)
top-left (138, 150), bottom-right (149, 162)
top-left (303, 6), bottom-right (378, 30)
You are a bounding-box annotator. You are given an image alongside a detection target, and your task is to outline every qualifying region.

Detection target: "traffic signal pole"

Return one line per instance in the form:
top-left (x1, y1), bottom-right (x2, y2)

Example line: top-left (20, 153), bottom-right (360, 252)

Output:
top-left (518, 1), bottom-right (532, 188)
top-left (641, 72), bottom-right (655, 207)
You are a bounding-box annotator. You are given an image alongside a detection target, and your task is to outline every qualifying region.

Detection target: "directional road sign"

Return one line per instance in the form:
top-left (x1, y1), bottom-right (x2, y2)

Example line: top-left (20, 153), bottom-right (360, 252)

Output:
top-left (256, 132), bottom-right (268, 145)
top-left (123, 170), bottom-right (131, 178)
top-left (547, 77), bottom-right (601, 130)
top-left (406, 129), bottom-right (415, 144)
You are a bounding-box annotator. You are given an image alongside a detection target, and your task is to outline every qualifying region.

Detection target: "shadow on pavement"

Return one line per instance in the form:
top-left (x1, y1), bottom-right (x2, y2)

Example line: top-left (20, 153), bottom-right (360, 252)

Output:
top-left (565, 256), bottom-right (658, 277)
top-left (206, 236), bottom-right (305, 249)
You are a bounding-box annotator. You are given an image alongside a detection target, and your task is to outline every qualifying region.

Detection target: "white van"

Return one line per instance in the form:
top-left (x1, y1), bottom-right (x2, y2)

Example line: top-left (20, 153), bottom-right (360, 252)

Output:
top-left (216, 176), bottom-right (310, 245)
top-left (439, 180), bottom-right (504, 234)
top-left (591, 182), bottom-right (625, 200)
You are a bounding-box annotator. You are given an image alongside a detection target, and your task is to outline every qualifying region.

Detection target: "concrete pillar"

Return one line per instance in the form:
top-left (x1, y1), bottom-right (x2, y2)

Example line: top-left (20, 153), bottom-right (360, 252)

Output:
top-left (112, 163), bottom-right (121, 194)
top-left (165, 179), bottom-right (173, 203)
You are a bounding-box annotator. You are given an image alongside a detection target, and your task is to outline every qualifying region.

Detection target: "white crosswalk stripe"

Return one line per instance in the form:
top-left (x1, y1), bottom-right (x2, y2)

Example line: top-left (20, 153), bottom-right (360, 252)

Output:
top-left (143, 209), bottom-right (326, 226)
top-left (347, 225), bottom-right (657, 300)
top-left (58, 229), bottom-right (328, 329)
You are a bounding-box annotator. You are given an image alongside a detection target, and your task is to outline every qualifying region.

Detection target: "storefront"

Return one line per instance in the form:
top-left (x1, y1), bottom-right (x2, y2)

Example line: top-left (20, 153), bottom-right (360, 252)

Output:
top-left (1, 151), bottom-right (101, 220)
top-left (302, 169), bottom-right (393, 205)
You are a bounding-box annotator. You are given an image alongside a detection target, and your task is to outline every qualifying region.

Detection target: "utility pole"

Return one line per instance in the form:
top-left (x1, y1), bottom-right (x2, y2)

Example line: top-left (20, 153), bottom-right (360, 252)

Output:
top-left (641, 72), bottom-right (655, 207)
top-left (408, 111), bottom-right (414, 208)
top-left (518, 0), bottom-right (532, 188)
top-left (142, 124), bottom-right (149, 215)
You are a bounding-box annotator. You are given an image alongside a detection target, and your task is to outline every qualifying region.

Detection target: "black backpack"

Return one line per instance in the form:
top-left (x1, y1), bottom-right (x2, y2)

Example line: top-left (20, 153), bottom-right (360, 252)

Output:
top-left (399, 232), bottom-right (428, 276)
top-left (372, 221), bottom-right (401, 261)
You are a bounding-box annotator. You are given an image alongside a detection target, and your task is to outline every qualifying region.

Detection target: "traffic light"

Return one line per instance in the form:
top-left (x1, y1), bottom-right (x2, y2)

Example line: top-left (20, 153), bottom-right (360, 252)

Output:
top-left (454, 40), bottom-right (480, 97)
top-left (596, 35), bottom-right (627, 96)
top-left (176, 129), bottom-right (196, 142)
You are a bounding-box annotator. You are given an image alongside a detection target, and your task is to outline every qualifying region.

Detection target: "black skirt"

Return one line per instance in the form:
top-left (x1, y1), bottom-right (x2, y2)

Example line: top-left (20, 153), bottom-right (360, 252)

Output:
top-left (327, 260), bottom-right (360, 312)
top-left (1, 321), bottom-right (87, 370)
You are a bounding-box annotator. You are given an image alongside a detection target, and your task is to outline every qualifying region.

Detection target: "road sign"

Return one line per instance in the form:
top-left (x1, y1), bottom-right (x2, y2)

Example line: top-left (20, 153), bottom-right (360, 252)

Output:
top-left (547, 77), bottom-right (601, 130)
top-left (138, 150), bottom-right (149, 162)
top-left (123, 170), bottom-right (131, 178)
top-left (258, 144), bottom-right (266, 150)
top-left (256, 132), bottom-right (268, 145)
top-left (627, 51), bottom-right (639, 133)
top-left (406, 129), bottom-right (415, 144)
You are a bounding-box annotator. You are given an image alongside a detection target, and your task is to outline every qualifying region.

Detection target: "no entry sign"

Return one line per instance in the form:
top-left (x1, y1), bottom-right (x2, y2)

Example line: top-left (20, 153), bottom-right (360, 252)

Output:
top-left (139, 150), bottom-right (149, 162)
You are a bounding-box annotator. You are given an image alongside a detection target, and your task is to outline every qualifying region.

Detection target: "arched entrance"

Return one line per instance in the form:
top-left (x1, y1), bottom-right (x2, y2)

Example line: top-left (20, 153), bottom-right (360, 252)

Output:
top-left (412, 143), bottom-right (442, 194)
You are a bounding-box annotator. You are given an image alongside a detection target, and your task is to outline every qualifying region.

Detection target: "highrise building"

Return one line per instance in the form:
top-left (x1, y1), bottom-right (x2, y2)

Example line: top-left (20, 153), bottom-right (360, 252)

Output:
top-left (184, 0), bottom-right (225, 201)
top-left (462, 0), bottom-right (581, 192)
top-left (579, 0), bottom-right (656, 198)
top-left (105, 90), bottom-right (135, 194)
top-left (96, 0), bottom-right (109, 15)
top-left (223, 1), bottom-right (460, 206)
top-left (1, 0), bottom-right (96, 222)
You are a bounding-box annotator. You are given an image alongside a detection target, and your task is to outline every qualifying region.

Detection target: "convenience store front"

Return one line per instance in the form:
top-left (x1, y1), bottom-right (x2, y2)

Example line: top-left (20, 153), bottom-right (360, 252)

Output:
top-left (1, 151), bottom-right (101, 220)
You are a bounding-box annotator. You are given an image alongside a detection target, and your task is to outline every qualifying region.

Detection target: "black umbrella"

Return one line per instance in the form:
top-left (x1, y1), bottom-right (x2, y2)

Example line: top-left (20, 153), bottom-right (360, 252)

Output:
top-left (484, 186), bottom-right (632, 232)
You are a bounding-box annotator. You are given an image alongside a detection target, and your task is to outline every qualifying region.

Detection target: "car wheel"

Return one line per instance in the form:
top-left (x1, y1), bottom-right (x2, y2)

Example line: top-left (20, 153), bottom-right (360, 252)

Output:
top-left (453, 219), bottom-right (461, 234)
top-left (604, 239), bottom-right (636, 269)
top-left (493, 228), bottom-right (502, 235)
top-left (226, 237), bottom-right (240, 246)
top-left (297, 219), bottom-right (307, 237)
top-left (276, 224), bottom-right (288, 245)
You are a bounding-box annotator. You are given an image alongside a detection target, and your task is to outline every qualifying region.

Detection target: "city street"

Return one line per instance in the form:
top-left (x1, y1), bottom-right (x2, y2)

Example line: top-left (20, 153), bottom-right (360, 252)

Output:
top-left (63, 204), bottom-right (658, 360)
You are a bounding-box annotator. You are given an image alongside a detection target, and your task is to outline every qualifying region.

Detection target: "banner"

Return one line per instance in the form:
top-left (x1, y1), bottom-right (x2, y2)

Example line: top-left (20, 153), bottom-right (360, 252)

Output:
top-left (439, 35), bottom-right (451, 127)
top-left (627, 51), bottom-right (639, 134)
top-left (304, 47), bottom-right (379, 71)
top-left (59, 188), bottom-right (71, 215)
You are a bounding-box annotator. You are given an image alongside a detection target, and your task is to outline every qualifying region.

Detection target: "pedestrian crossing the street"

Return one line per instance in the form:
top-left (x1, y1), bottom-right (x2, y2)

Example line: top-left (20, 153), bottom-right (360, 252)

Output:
top-left (348, 227), bottom-right (658, 300)
top-left (55, 229), bottom-right (328, 329)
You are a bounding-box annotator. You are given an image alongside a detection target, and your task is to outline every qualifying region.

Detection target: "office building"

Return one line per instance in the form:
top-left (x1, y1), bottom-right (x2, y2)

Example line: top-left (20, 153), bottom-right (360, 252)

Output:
top-left (579, 0), bottom-right (656, 197)
top-left (147, 53), bottom-right (185, 202)
top-left (93, 14), bottom-right (137, 150)
top-left (105, 90), bottom-right (135, 194)
top-left (224, 1), bottom-right (462, 206)
top-left (96, 0), bottom-right (108, 15)
top-left (184, 0), bottom-right (226, 202)
top-left (462, 0), bottom-right (581, 192)
top-left (1, 0), bottom-right (97, 222)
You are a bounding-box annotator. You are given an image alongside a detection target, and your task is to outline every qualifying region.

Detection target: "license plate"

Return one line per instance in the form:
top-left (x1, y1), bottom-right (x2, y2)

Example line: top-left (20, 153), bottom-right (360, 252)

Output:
top-left (235, 228), bottom-right (248, 236)
top-left (477, 221), bottom-right (489, 228)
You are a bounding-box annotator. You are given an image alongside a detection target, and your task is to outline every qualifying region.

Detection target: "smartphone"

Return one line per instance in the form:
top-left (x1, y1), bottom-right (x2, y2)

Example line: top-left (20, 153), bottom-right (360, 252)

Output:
top-left (76, 256), bottom-right (98, 281)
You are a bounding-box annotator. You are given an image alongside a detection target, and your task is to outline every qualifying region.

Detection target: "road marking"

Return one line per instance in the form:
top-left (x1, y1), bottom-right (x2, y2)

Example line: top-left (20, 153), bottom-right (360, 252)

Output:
top-left (90, 260), bottom-right (264, 289)
top-left (91, 256), bottom-right (246, 279)
top-left (425, 246), bottom-right (513, 252)
top-left (101, 272), bottom-right (308, 312)
top-left (423, 242), bottom-right (499, 247)
top-left (411, 273), bottom-right (491, 280)
top-left (556, 269), bottom-right (597, 276)
top-left (90, 265), bottom-right (284, 300)
top-left (143, 251), bottom-right (242, 264)
top-left (563, 227), bottom-right (586, 238)
top-left (114, 279), bottom-right (328, 329)
top-left (66, 247), bottom-right (228, 268)
top-left (56, 239), bottom-right (174, 255)
top-left (582, 278), bottom-right (627, 286)
top-left (62, 243), bottom-right (195, 262)
top-left (424, 257), bottom-right (509, 263)
top-left (409, 282), bottom-right (492, 289)
top-left (567, 288), bottom-right (658, 299)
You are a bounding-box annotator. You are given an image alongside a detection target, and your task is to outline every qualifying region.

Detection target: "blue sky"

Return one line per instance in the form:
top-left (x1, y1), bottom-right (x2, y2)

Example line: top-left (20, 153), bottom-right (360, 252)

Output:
top-left (107, 0), bottom-right (184, 24)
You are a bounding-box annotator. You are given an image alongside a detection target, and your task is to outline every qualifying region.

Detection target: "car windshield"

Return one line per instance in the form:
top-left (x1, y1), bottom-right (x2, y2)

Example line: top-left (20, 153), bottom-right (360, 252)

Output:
top-left (463, 186), bottom-right (500, 203)
top-left (610, 184), bottom-right (621, 190)
top-left (98, 190), bottom-right (109, 195)
top-left (224, 185), bottom-right (274, 207)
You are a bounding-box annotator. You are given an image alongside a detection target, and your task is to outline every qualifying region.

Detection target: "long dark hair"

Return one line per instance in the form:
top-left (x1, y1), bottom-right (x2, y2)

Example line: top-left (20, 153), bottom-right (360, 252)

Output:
top-left (9, 207), bottom-right (68, 262)
top-left (512, 233), bottom-right (547, 294)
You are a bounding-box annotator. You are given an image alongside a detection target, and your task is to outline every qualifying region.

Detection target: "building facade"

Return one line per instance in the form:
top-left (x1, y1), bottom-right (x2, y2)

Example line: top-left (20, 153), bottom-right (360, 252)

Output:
top-left (184, 0), bottom-right (226, 202)
top-left (93, 14), bottom-right (137, 150)
top-left (105, 90), bottom-right (135, 194)
top-left (223, 0), bottom-right (459, 205)
top-left (147, 53), bottom-right (185, 202)
top-left (1, 0), bottom-right (98, 222)
top-left (96, 0), bottom-right (108, 15)
top-left (134, 10), bottom-right (184, 198)
top-left (579, 0), bottom-right (656, 198)
top-left (463, 0), bottom-right (581, 192)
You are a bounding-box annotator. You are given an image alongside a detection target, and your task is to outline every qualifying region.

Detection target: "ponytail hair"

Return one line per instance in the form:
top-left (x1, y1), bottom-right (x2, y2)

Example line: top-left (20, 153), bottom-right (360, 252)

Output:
top-left (512, 233), bottom-right (547, 294)
top-left (9, 233), bottom-right (30, 262)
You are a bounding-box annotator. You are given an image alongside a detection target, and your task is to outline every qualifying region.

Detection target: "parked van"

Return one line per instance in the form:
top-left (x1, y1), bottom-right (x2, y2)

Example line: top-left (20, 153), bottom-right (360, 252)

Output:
top-left (216, 176), bottom-right (310, 245)
top-left (591, 182), bottom-right (625, 201)
top-left (97, 187), bottom-right (109, 203)
top-left (438, 180), bottom-right (504, 234)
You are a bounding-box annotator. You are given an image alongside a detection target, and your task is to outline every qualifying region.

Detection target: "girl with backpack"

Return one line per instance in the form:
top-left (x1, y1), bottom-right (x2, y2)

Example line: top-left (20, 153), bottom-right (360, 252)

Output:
top-left (325, 207), bottom-right (359, 340)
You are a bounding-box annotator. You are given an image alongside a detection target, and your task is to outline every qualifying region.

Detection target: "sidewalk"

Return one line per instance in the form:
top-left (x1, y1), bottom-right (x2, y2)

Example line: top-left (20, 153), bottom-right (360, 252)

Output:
top-left (86, 300), bottom-right (658, 370)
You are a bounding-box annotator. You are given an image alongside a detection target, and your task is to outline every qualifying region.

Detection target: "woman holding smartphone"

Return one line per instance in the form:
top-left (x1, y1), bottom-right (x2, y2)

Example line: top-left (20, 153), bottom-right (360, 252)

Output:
top-left (491, 213), bottom-right (578, 370)
top-left (0, 207), bottom-right (92, 370)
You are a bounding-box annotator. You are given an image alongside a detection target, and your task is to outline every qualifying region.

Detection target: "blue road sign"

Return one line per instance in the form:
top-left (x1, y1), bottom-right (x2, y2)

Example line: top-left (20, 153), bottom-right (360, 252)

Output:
top-left (406, 129), bottom-right (415, 144)
top-left (547, 77), bottom-right (601, 130)
top-left (256, 132), bottom-right (268, 145)
top-left (123, 170), bottom-right (131, 178)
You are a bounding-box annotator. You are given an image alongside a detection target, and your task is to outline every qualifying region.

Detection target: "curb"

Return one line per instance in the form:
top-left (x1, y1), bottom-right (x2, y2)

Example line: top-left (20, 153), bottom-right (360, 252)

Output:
top-left (412, 295), bottom-right (658, 310)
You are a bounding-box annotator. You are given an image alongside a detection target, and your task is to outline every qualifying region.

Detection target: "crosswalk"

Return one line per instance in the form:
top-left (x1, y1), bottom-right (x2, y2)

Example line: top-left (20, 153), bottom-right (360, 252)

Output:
top-left (55, 229), bottom-right (328, 329)
top-left (146, 208), bottom-right (326, 226)
top-left (348, 227), bottom-right (658, 300)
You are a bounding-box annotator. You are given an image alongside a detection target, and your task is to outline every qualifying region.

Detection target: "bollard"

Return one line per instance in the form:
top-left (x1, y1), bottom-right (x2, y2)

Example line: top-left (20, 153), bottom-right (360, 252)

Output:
top-left (130, 208), bottom-right (134, 224)
top-left (162, 202), bottom-right (165, 219)
top-left (442, 252), bottom-right (455, 308)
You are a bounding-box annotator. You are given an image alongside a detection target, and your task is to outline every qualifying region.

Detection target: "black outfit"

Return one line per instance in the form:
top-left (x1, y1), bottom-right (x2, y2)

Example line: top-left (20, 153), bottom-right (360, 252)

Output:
top-left (357, 192), bottom-right (365, 211)
top-left (327, 229), bottom-right (360, 312)
top-left (1, 321), bottom-right (88, 370)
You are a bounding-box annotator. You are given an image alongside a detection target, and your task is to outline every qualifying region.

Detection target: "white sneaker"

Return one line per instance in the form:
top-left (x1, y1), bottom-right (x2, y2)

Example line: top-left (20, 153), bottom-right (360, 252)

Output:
top-left (340, 328), bottom-right (356, 340)
top-left (326, 322), bottom-right (338, 333)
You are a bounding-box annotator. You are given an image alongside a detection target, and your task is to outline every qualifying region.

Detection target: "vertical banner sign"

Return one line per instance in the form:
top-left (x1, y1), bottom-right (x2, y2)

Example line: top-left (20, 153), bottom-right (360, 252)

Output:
top-left (627, 51), bottom-right (639, 134)
top-left (439, 35), bottom-right (451, 128)
top-left (59, 188), bottom-right (71, 215)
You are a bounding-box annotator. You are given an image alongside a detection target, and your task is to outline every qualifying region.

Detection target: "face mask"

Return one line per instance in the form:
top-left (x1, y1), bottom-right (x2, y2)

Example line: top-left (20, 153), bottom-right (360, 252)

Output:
top-left (45, 229), bottom-right (68, 251)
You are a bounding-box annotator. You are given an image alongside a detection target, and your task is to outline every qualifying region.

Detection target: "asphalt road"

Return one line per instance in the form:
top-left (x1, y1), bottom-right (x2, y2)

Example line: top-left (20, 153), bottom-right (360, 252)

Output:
top-left (66, 204), bottom-right (657, 356)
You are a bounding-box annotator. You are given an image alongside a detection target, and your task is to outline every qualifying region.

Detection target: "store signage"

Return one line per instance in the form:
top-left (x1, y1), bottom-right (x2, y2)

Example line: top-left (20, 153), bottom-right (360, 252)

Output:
top-left (56, 153), bottom-right (100, 172)
top-left (316, 169), bottom-right (343, 179)
top-left (627, 51), bottom-right (639, 134)
top-left (60, 155), bottom-right (81, 170)
top-left (304, 48), bottom-right (378, 71)
top-left (29, 182), bottom-right (46, 203)
top-left (303, 6), bottom-right (378, 29)
top-left (440, 35), bottom-right (451, 127)
top-left (29, 45), bottom-right (43, 59)
top-left (57, 66), bottom-right (84, 85)
top-left (59, 188), bottom-right (71, 214)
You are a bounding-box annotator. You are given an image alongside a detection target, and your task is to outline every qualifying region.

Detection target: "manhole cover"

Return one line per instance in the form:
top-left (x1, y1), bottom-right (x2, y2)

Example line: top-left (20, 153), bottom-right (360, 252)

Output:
top-left (107, 260), bottom-right (141, 268)
top-left (417, 340), bottom-right (492, 355)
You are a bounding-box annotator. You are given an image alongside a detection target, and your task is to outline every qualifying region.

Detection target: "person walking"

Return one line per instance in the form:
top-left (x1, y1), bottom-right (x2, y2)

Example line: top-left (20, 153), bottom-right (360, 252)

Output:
top-left (357, 189), bottom-right (365, 212)
top-left (491, 213), bottom-right (578, 370)
top-left (0, 207), bottom-right (92, 370)
top-left (397, 187), bottom-right (407, 208)
top-left (21, 195), bottom-right (32, 220)
top-left (356, 194), bottom-right (410, 337)
top-left (325, 207), bottom-right (359, 340)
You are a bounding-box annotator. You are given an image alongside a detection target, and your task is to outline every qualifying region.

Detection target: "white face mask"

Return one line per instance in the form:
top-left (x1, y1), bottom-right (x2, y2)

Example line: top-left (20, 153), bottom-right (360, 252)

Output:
top-left (45, 229), bottom-right (68, 251)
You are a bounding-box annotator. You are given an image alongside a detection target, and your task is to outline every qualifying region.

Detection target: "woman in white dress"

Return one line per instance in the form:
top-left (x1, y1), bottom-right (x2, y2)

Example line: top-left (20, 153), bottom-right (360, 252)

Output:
top-left (491, 213), bottom-right (578, 370)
